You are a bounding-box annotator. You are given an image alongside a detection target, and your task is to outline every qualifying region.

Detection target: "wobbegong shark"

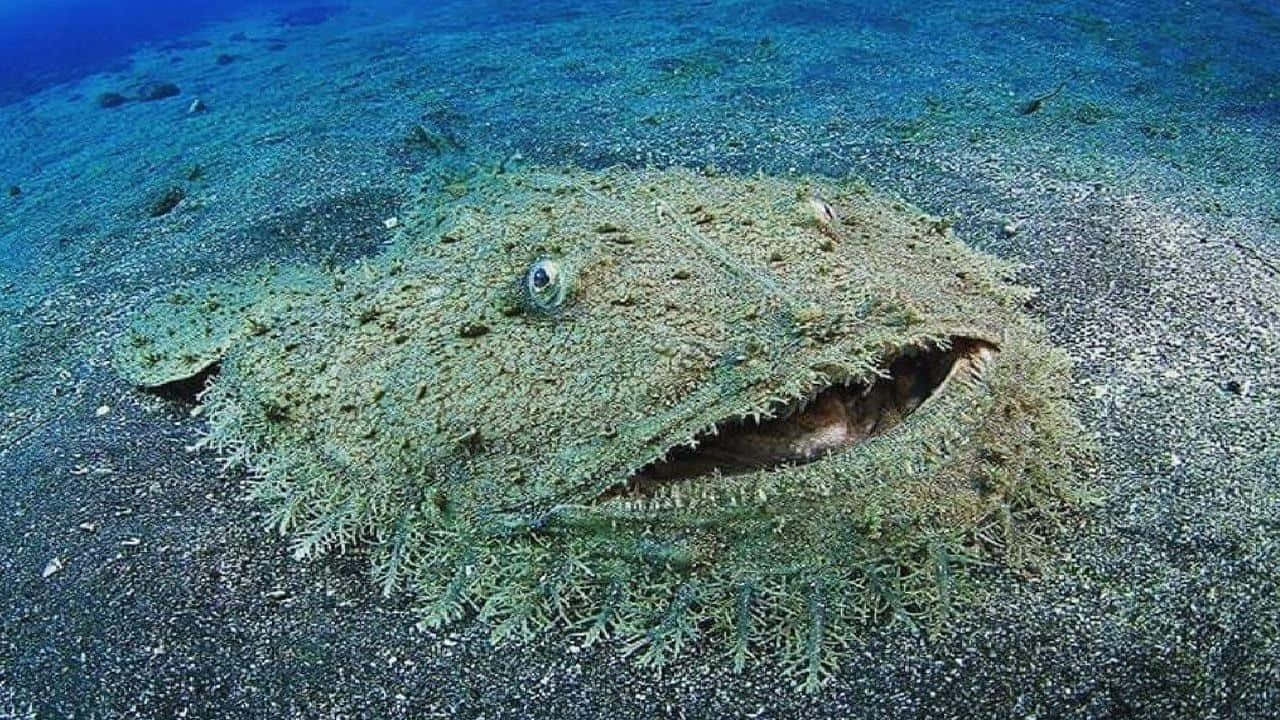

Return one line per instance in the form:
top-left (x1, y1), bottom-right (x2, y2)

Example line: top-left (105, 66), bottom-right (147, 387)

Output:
top-left (114, 164), bottom-right (1093, 690)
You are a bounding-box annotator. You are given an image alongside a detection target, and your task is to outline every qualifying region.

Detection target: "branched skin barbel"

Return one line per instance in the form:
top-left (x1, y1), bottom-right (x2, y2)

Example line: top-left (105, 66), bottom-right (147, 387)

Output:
top-left (115, 165), bottom-right (1094, 691)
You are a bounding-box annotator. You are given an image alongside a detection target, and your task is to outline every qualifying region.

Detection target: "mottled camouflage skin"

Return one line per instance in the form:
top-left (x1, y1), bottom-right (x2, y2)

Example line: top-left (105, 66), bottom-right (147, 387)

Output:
top-left (115, 165), bottom-right (1092, 689)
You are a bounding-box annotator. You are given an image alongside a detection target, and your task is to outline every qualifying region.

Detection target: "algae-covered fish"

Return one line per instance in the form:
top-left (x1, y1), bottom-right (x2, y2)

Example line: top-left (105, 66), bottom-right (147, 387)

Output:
top-left (114, 165), bottom-right (1093, 689)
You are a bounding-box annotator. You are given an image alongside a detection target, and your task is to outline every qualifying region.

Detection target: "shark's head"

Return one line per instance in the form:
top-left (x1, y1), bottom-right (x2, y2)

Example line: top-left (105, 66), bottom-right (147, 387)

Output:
top-left (116, 166), bottom-right (1092, 689)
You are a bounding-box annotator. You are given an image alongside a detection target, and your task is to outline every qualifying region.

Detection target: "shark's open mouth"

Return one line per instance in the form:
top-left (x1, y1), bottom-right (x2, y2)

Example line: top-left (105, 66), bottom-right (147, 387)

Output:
top-left (613, 337), bottom-right (998, 496)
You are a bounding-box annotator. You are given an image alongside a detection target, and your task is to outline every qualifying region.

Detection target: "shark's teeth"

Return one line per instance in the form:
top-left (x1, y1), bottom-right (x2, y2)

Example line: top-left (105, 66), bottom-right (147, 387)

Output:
top-left (605, 337), bottom-right (1000, 503)
top-left (961, 345), bottom-right (997, 387)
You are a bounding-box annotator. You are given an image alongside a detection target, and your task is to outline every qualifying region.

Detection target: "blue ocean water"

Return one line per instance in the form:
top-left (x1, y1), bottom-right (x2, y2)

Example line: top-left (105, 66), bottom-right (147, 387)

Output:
top-left (0, 0), bottom-right (273, 104)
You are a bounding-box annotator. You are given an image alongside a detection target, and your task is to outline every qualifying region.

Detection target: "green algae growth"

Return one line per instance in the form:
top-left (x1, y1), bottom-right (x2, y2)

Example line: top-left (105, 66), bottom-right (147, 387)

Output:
top-left (114, 165), bottom-right (1094, 690)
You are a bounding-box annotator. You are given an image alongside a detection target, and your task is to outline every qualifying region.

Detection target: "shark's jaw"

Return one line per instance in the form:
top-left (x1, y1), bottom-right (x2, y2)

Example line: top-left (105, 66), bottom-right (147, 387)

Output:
top-left (612, 337), bottom-right (998, 495)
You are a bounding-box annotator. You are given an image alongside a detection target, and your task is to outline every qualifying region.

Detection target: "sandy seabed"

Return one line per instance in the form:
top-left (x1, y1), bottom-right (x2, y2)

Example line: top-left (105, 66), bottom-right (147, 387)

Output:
top-left (1, 1), bottom-right (1276, 718)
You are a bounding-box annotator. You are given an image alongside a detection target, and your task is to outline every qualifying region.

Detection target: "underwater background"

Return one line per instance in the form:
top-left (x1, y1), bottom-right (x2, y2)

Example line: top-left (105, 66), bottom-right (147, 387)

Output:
top-left (0, 1), bottom-right (1276, 718)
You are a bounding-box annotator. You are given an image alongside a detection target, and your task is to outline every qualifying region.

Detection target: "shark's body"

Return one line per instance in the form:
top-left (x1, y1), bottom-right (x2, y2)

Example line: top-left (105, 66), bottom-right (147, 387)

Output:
top-left (116, 165), bottom-right (1092, 689)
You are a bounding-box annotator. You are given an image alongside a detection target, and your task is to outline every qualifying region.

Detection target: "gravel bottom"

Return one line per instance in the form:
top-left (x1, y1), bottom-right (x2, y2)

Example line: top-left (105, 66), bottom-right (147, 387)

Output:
top-left (1, 2), bottom-right (1277, 718)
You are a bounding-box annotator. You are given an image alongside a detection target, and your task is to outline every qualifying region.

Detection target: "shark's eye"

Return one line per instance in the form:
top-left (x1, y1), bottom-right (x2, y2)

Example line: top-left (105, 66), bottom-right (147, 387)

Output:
top-left (525, 258), bottom-right (567, 310)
